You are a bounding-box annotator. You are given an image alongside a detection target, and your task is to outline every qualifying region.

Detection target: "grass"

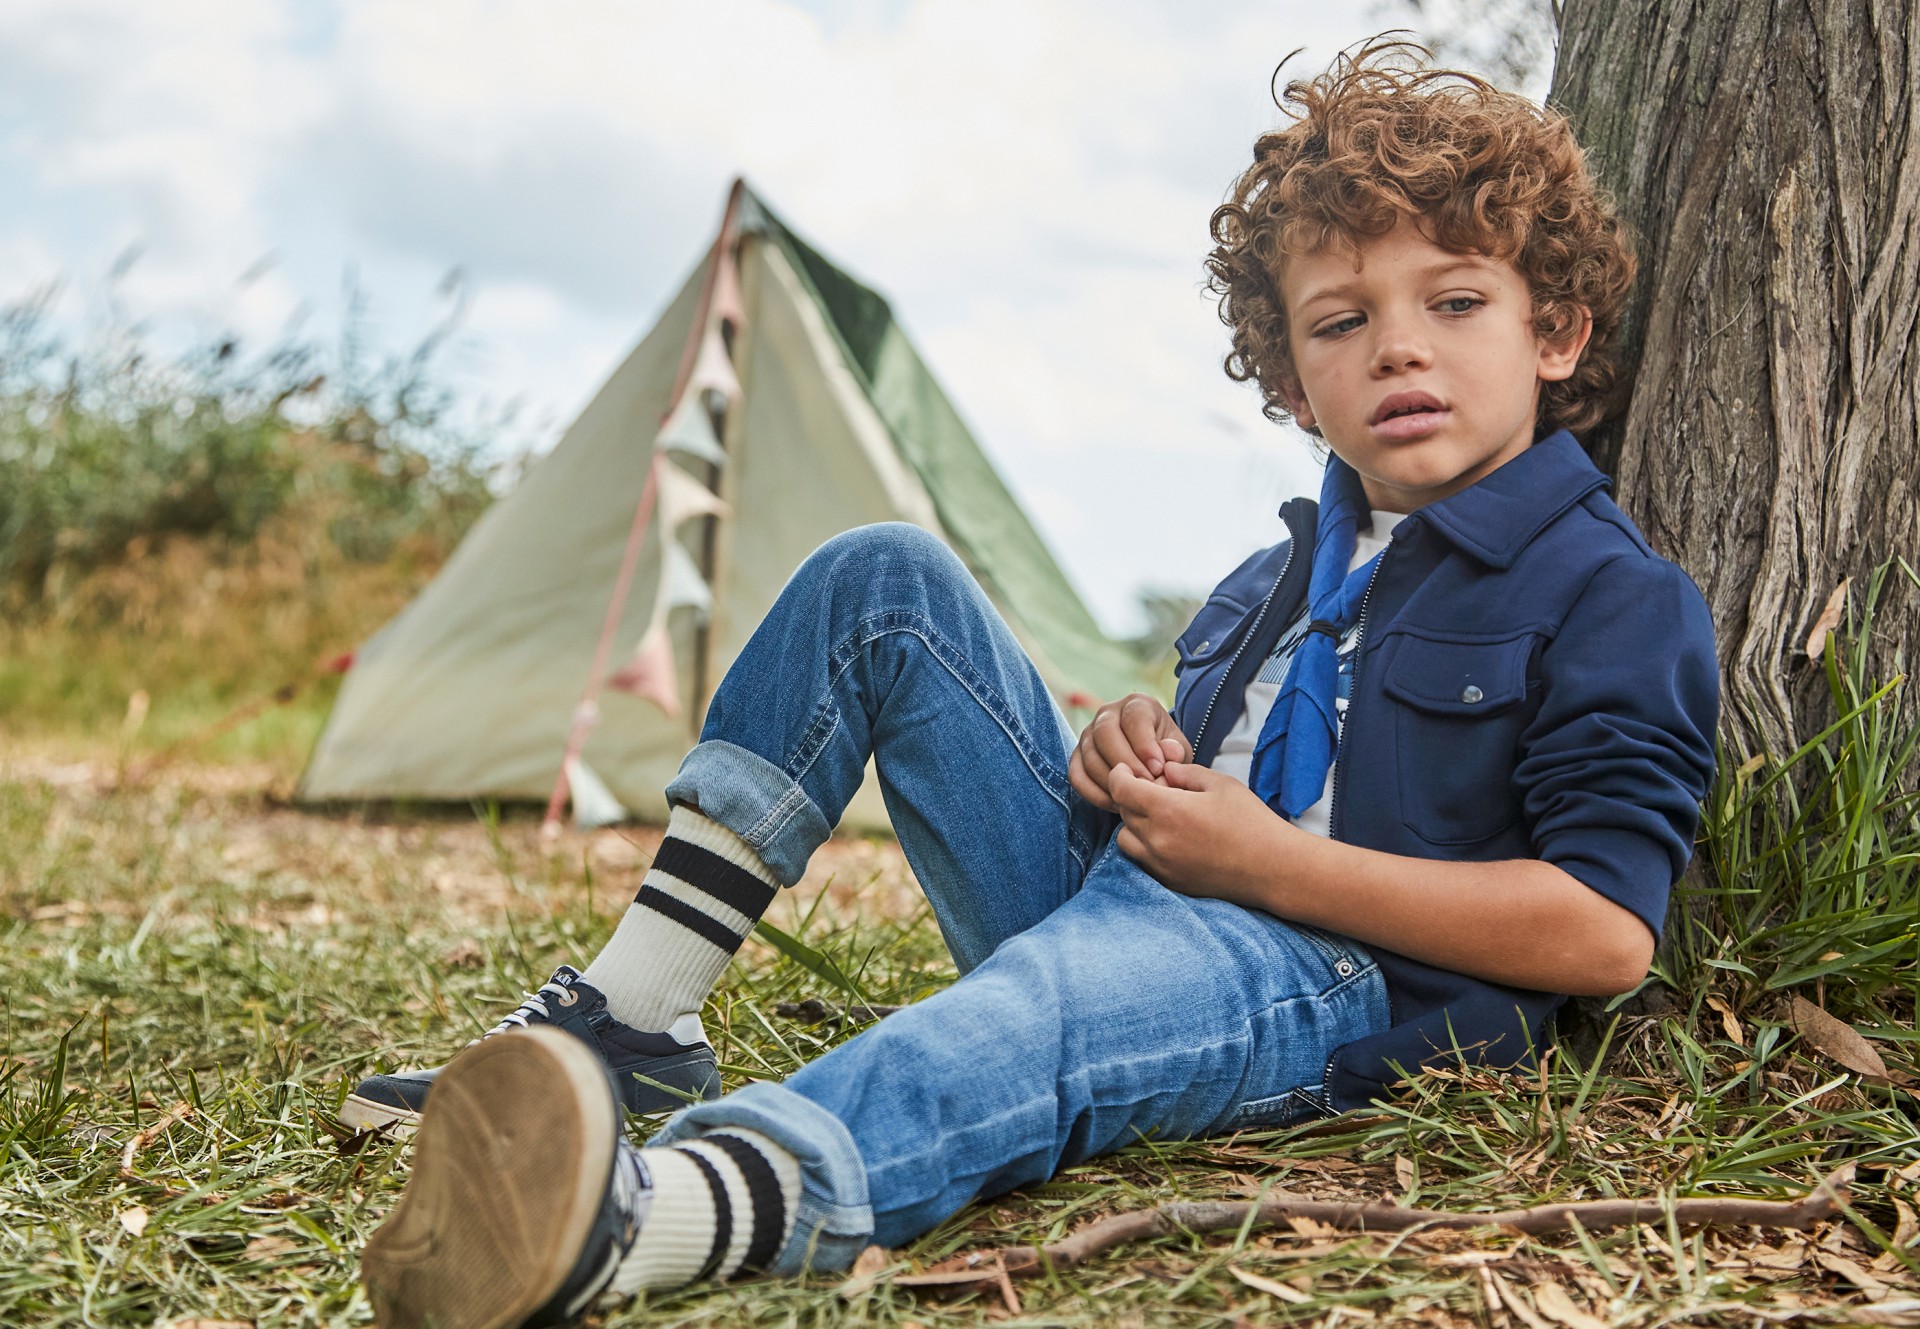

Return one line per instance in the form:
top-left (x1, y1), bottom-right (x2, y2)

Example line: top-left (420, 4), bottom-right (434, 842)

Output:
top-left (0, 760), bottom-right (1914, 1327)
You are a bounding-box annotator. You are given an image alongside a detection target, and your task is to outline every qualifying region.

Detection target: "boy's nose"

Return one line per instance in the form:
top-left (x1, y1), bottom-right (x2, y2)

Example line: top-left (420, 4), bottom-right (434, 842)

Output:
top-left (1371, 319), bottom-right (1432, 373)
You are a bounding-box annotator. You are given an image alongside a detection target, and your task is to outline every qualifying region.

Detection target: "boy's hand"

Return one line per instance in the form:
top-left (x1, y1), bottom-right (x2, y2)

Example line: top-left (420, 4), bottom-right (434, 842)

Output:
top-left (1067, 693), bottom-right (1193, 811)
top-left (1106, 760), bottom-right (1287, 903)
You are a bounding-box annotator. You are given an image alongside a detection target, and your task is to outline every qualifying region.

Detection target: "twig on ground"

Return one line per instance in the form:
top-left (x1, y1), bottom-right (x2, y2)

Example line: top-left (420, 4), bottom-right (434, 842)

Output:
top-left (119, 1099), bottom-right (195, 1183)
top-left (892, 1166), bottom-right (1855, 1292)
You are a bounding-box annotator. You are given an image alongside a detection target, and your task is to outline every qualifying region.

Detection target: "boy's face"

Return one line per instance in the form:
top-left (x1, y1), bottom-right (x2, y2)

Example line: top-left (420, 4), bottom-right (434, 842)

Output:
top-left (1277, 219), bottom-right (1590, 512)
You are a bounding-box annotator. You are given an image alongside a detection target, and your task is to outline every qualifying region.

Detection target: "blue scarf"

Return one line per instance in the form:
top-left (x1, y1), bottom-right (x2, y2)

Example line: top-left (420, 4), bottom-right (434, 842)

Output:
top-left (1248, 455), bottom-right (1382, 818)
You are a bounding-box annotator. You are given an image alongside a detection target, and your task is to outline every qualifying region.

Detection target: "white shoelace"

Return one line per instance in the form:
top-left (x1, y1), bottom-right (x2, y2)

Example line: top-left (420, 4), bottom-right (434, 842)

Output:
top-left (480, 977), bottom-right (576, 1039)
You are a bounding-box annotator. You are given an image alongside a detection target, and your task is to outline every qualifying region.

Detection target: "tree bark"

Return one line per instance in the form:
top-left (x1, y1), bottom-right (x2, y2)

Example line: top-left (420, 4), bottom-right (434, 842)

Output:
top-left (1550, 0), bottom-right (1920, 760)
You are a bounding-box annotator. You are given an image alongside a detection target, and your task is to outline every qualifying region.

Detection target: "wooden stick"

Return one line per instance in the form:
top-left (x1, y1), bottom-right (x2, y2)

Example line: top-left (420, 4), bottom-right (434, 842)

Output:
top-left (892, 1166), bottom-right (1853, 1291)
top-left (119, 1100), bottom-right (195, 1181)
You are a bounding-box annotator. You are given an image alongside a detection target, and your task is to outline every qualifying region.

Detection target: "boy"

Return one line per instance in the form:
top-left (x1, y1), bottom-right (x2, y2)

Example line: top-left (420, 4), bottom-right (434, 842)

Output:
top-left (357, 41), bottom-right (1718, 1329)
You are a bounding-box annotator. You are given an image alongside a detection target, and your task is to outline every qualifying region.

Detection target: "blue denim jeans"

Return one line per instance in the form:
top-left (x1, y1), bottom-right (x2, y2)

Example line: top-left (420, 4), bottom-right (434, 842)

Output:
top-left (652, 524), bottom-right (1391, 1274)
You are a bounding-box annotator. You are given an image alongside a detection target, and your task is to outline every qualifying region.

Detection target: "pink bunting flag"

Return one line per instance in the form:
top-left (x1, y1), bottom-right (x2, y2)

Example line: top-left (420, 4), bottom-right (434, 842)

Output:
top-left (607, 621), bottom-right (681, 718)
top-left (712, 249), bottom-right (748, 335)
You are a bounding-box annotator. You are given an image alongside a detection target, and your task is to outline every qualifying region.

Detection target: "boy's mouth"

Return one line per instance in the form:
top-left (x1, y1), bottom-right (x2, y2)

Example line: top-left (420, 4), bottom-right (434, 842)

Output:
top-left (1370, 391), bottom-right (1446, 425)
top-left (1369, 392), bottom-right (1450, 441)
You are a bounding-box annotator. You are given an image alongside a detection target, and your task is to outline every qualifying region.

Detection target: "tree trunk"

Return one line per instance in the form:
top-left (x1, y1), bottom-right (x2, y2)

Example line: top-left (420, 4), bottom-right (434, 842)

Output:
top-left (1550, 0), bottom-right (1920, 760)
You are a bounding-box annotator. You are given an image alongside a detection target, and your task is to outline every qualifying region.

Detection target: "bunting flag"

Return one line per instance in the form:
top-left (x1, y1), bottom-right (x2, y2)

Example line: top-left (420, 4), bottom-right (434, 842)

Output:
top-left (607, 618), bottom-right (681, 717)
top-left (662, 540), bottom-right (714, 620)
top-left (712, 248), bottom-right (748, 334)
top-left (688, 324), bottom-right (741, 405)
top-left (656, 392), bottom-right (727, 467)
top-left (564, 756), bottom-right (629, 828)
top-left (658, 460), bottom-right (730, 530)
top-left (605, 246), bottom-right (743, 729)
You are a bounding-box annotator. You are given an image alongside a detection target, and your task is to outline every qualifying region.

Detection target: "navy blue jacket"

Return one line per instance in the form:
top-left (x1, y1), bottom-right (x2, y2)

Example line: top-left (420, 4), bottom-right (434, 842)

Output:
top-left (1170, 432), bottom-right (1719, 1110)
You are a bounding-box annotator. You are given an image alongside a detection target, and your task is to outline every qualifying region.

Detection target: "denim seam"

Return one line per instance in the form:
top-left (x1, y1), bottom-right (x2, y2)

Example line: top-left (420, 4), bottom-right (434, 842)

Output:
top-left (744, 776), bottom-right (820, 848)
top-left (818, 608), bottom-right (1078, 831)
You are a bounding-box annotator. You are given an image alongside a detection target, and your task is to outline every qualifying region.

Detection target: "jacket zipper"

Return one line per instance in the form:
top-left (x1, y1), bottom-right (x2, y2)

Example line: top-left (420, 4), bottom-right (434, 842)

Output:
top-left (1327, 545), bottom-right (1389, 839)
top-left (1188, 540), bottom-right (1294, 759)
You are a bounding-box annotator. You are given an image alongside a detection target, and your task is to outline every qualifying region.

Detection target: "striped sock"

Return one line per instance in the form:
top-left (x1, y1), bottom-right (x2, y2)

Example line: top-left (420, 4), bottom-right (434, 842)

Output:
top-left (582, 805), bottom-right (781, 1032)
top-left (609, 1129), bottom-right (802, 1290)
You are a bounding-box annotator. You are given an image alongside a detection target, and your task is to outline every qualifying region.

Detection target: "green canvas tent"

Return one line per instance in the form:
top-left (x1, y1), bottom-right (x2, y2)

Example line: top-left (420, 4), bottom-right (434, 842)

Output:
top-left (298, 181), bottom-right (1143, 829)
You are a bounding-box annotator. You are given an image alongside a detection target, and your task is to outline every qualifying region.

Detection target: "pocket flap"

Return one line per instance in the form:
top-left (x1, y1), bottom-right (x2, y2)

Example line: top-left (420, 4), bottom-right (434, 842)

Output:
top-left (1173, 597), bottom-right (1252, 674)
top-left (1381, 634), bottom-right (1532, 715)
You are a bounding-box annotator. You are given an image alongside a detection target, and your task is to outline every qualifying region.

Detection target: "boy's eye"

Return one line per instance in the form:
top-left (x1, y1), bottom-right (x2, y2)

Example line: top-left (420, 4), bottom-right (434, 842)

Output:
top-left (1438, 296), bottom-right (1482, 314)
top-left (1314, 315), bottom-right (1364, 337)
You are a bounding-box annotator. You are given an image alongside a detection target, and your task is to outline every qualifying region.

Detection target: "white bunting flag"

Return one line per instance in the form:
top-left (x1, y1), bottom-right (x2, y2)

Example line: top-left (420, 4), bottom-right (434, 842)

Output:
top-left (656, 393), bottom-right (726, 468)
top-left (688, 325), bottom-right (741, 405)
top-left (658, 460), bottom-right (729, 531)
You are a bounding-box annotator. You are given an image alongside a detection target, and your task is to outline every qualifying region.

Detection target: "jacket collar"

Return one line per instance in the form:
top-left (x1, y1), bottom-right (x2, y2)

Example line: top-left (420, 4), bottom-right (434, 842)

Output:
top-left (1402, 430), bottom-right (1609, 569)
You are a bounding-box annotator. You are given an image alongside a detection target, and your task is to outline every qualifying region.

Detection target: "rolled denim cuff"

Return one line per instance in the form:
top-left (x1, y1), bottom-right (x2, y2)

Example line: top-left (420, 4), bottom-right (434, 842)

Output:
top-left (651, 1079), bottom-right (874, 1277)
top-left (664, 739), bottom-right (835, 887)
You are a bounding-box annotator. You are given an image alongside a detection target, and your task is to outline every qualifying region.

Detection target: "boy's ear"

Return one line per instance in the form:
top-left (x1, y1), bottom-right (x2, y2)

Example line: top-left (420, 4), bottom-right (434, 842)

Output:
top-left (1537, 307), bottom-right (1595, 383)
top-left (1278, 374), bottom-right (1317, 429)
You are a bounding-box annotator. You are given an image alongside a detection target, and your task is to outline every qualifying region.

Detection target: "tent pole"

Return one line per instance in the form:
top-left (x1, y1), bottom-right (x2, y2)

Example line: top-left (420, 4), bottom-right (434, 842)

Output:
top-left (541, 179), bottom-right (746, 836)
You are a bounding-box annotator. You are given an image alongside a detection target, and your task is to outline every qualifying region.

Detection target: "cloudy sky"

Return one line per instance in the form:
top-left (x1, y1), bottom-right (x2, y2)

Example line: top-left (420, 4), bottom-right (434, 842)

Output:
top-left (0, 0), bottom-right (1492, 634)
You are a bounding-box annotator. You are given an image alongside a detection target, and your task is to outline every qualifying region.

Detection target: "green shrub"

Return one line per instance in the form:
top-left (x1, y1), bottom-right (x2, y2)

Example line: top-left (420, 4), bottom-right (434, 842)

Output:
top-left (0, 286), bottom-right (494, 611)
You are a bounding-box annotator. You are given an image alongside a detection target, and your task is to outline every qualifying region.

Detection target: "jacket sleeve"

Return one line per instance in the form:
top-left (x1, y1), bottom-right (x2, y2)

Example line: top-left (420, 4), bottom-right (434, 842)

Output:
top-left (1513, 553), bottom-right (1719, 937)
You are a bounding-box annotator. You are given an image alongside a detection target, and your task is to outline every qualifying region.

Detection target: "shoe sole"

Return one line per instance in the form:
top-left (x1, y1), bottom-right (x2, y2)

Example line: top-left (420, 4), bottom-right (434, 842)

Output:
top-left (340, 1093), bottom-right (423, 1138)
top-left (342, 1047), bottom-right (721, 1140)
top-left (361, 1027), bottom-right (617, 1329)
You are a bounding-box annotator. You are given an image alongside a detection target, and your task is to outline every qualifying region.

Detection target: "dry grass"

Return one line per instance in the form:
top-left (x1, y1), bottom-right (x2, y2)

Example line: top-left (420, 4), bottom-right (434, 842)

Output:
top-left (0, 756), bottom-right (1914, 1327)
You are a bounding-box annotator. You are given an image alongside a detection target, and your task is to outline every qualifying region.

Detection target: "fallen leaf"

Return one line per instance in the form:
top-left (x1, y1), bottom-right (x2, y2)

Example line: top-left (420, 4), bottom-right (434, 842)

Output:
top-left (118, 1206), bottom-right (148, 1237)
top-left (1817, 1248), bottom-right (1892, 1300)
top-left (1491, 1271), bottom-right (1555, 1329)
top-left (1229, 1264), bottom-right (1311, 1304)
top-left (1806, 577), bottom-right (1851, 661)
top-left (1531, 1280), bottom-right (1609, 1329)
top-left (439, 939), bottom-right (485, 969)
top-left (1705, 993), bottom-right (1745, 1046)
top-left (837, 1244), bottom-right (893, 1299)
top-left (1286, 1215), bottom-right (1343, 1239)
top-left (1788, 995), bottom-right (1891, 1082)
top-left (245, 1235), bottom-right (297, 1260)
top-left (1395, 1154), bottom-right (1417, 1195)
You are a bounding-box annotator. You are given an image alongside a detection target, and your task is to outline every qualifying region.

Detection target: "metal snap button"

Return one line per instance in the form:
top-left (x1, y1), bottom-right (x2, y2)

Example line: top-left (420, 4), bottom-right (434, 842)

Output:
top-left (1460, 684), bottom-right (1484, 704)
top-left (1335, 959), bottom-right (1355, 977)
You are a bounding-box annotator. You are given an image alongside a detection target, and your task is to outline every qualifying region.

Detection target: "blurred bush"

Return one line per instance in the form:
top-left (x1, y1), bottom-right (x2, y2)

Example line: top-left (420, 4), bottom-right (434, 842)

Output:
top-left (0, 277), bottom-right (507, 766)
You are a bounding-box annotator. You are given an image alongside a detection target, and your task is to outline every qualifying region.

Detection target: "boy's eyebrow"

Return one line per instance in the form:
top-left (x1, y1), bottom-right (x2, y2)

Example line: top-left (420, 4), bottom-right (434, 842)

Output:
top-left (1291, 258), bottom-right (1502, 311)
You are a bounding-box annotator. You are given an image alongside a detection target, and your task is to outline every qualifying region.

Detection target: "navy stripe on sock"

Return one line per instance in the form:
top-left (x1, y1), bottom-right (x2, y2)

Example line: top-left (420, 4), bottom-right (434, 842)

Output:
top-left (634, 885), bottom-right (745, 954)
top-left (703, 1134), bottom-right (786, 1275)
top-left (650, 838), bottom-right (779, 918)
top-left (678, 1146), bottom-right (733, 1283)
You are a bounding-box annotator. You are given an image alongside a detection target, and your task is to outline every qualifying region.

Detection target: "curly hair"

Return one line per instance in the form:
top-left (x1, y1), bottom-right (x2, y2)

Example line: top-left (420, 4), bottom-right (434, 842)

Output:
top-left (1206, 38), bottom-right (1636, 440)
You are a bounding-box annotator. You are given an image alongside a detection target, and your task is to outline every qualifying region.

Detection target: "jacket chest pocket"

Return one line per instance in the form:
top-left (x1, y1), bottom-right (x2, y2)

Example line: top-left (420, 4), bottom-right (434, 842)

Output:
top-left (1380, 633), bottom-right (1537, 845)
top-left (1171, 596), bottom-right (1254, 716)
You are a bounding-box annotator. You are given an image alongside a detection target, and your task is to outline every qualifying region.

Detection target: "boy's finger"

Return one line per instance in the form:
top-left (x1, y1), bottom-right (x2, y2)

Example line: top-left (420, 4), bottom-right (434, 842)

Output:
top-left (1067, 749), bottom-right (1116, 811)
top-left (1119, 697), bottom-right (1167, 775)
top-left (1108, 763), bottom-right (1160, 814)
top-left (1093, 713), bottom-right (1151, 781)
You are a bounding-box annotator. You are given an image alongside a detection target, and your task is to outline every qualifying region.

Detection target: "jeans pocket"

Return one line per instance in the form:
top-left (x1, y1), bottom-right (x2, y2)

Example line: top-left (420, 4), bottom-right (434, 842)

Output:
top-left (1294, 924), bottom-right (1371, 990)
top-left (1224, 1084), bottom-right (1332, 1132)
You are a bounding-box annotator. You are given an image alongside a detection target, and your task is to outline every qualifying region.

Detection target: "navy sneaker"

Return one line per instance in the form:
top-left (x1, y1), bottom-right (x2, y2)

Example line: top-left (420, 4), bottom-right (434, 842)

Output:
top-left (362, 1026), bottom-right (654, 1329)
top-left (340, 966), bottom-right (720, 1137)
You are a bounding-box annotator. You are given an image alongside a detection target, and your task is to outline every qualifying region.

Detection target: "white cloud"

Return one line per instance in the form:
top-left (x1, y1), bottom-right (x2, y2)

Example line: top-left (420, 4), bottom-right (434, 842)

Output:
top-left (0, 0), bottom-right (1368, 633)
